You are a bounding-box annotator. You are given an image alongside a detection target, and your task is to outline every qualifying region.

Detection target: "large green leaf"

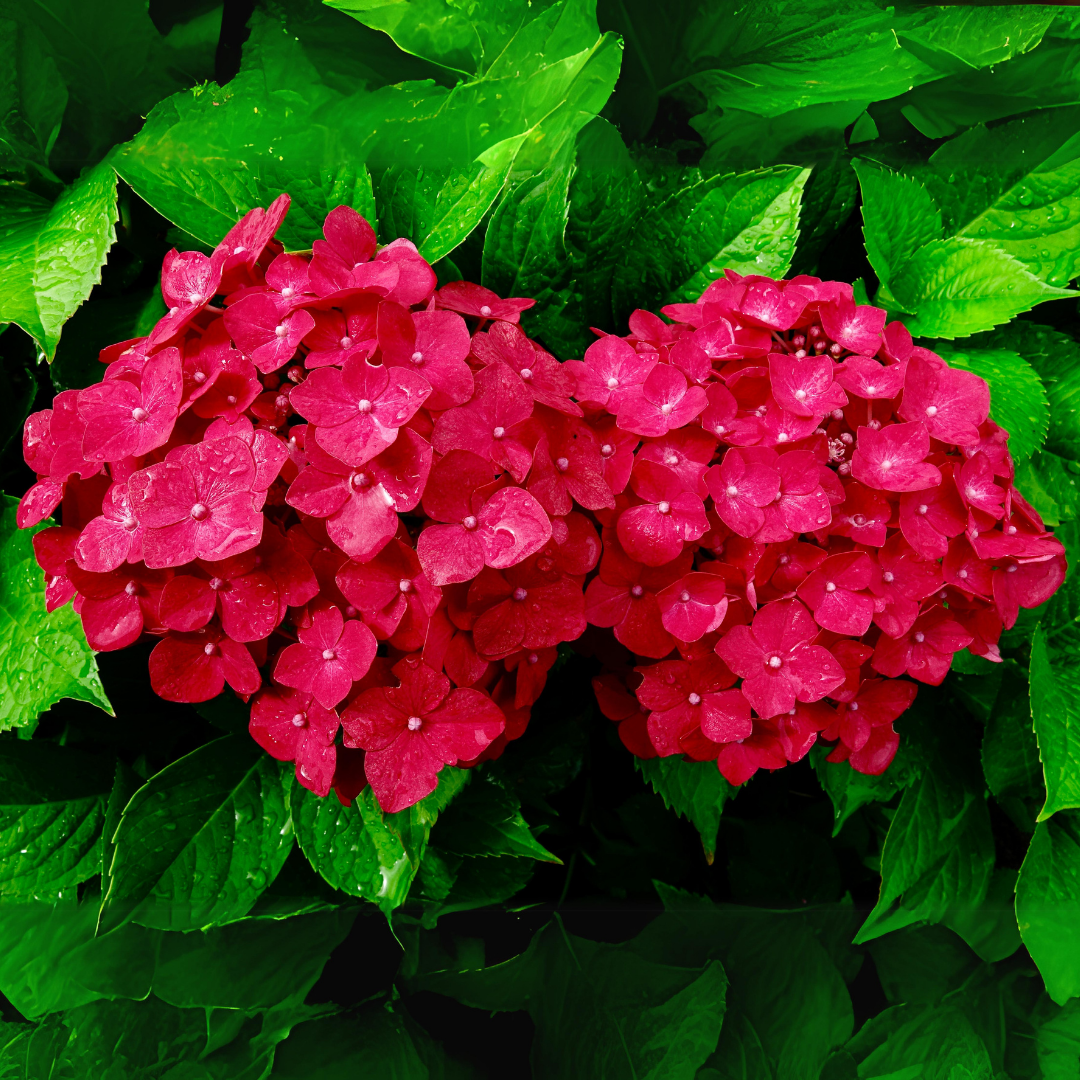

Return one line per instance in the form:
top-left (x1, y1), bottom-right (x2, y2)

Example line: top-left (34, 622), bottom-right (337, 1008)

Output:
top-left (0, 495), bottom-right (110, 730)
top-left (970, 321), bottom-right (1080, 462)
top-left (414, 846), bottom-right (535, 927)
top-left (980, 661), bottom-right (1043, 806)
top-left (1016, 808), bottom-right (1080, 1006)
top-left (99, 735), bottom-right (294, 932)
top-left (416, 917), bottom-right (727, 1080)
top-left (432, 772), bottom-right (560, 862)
top-left (1030, 624), bottom-right (1080, 822)
top-left (889, 238), bottom-right (1072, 339)
top-left (635, 756), bottom-right (735, 861)
top-left (811, 742), bottom-right (919, 837)
top-left (0, 0), bottom-right (187, 171)
top-left (294, 769), bottom-right (468, 912)
top-left (611, 165), bottom-right (809, 322)
top-left (0, 158), bottom-right (117, 358)
top-left (0, 741), bottom-right (113, 898)
top-left (936, 346), bottom-right (1049, 462)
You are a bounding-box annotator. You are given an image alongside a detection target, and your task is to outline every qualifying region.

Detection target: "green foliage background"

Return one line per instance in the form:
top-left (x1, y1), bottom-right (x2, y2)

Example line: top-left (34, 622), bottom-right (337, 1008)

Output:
top-left (4, 1), bottom-right (1080, 1076)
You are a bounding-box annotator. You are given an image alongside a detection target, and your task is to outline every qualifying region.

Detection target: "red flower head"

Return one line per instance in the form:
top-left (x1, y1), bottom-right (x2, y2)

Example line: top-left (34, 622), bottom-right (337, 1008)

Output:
top-left (657, 572), bottom-right (730, 642)
top-left (129, 437), bottom-right (264, 568)
top-left (852, 422), bottom-right (941, 492)
top-left (899, 352), bottom-right (990, 445)
top-left (797, 550), bottom-right (877, 636)
top-left (705, 449), bottom-right (780, 537)
top-left (617, 460), bottom-right (708, 567)
top-left (435, 281), bottom-right (534, 324)
top-left (872, 605), bottom-right (973, 685)
top-left (291, 354), bottom-right (430, 467)
top-left (70, 563), bottom-right (168, 651)
top-left (378, 302), bottom-right (474, 410)
top-left (768, 353), bottom-right (847, 417)
top-left (286, 427), bottom-right (431, 562)
top-left (716, 599), bottom-right (845, 718)
top-left (250, 685), bottom-right (339, 797)
top-left (616, 363), bottom-right (707, 437)
top-left (823, 677), bottom-right (917, 757)
top-left (223, 293), bottom-right (315, 374)
top-left (341, 660), bottom-right (505, 812)
top-left (472, 322), bottom-right (580, 415)
top-left (638, 654), bottom-right (748, 755)
top-left (417, 449), bottom-right (551, 586)
top-left (302, 296), bottom-right (378, 368)
top-left (73, 481), bottom-right (143, 573)
top-left (273, 605), bottom-right (377, 709)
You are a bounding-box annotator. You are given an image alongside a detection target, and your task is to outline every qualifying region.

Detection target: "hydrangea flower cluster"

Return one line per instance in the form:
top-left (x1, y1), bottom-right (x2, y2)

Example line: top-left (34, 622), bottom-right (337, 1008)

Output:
top-left (21, 197), bottom-right (1065, 814)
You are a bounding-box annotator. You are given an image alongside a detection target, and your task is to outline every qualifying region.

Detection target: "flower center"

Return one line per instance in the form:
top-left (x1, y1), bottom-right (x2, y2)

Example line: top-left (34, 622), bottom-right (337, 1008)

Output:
top-left (357, 399), bottom-right (372, 414)
top-left (399, 578), bottom-right (413, 593)
top-left (657, 501), bottom-right (671, 514)
top-left (528, 652), bottom-right (539, 665)
top-left (193, 371), bottom-right (206, 383)
top-left (281, 287), bottom-right (295, 298)
top-left (606, 377), bottom-right (619, 389)
top-left (407, 715), bottom-right (423, 730)
top-left (226, 395), bottom-right (237, 405)
top-left (880, 460), bottom-right (892, 471)
top-left (190, 502), bottom-right (209, 521)
top-left (777, 432), bottom-right (789, 442)
top-left (883, 571), bottom-right (894, 583)
top-left (664, 453), bottom-right (679, 466)
top-left (124, 580), bottom-right (138, 596)
top-left (825, 581), bottom-right (836, 592)
top-left (204, 642), bottom-right (218, 656)
top-left (913, 632), bottom-right (925, 643)
top-left (462, 515), bottom-right (478, 530)
top-left (926, 405), bottom-right (938, 417)
top-left (630, 584), bottom-right (644, 598)
top-left (209, 577), bottom-right (225, 591)
top-left (340, 336), bottom-right (353, 349)
top-left (600, 443), bottom-right (614, 457)
top-left (556, 457), bottom-right (569, 472)
top-left (350, 471), bottom-right (371, 490)
top-left (849, 702), bottom-right (859, 712)
top-left (292, 712), bottom-right (307, 728)
top-left (852, 514), bottom-right (866, 527)
top-left (131, 406), bottom-right (148, 423)
top-left (794, 389), bottom-right (807, 401)
top-left (917, 504), bottom-right (928, 515)
top-left (275, 324), bottom-right (288, 339)
top-left (778, 555), bottom-right (789, 565)
top-left (513, 587), bottom-right (528, 601)
top-left (520, 367), bottom-right (532, 380)
top-left (688, 692), bottom-right (702, 705)
top-left (322, 649), bottom-right (336, 661)
top-left (660, 403), bottom-right (674, 416)
top-left (493, 426), bottom-right (505, 439)
top-left (122, 514), bottom-right (138, 531)
top-left (679, 590), bottom-right (691, 602)
top-left (1006, 564), bottom-right (1018, 573)
top-left (725, 485), bottom-right (738, 497)
top-left (767, 655), bottom-right (783, 669)
top-left (479, 305), bottom-right (492, 317)
top-left (958, 568), bottom-right (969, 579)
top-left (411, 351), bottom-right (423, 365)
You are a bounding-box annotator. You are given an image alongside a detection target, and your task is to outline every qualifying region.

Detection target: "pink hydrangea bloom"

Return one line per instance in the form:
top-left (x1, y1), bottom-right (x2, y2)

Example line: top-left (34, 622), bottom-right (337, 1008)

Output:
top-left (274, 605), bottom-right (377, 709)
top-left (250, 685), bottom-right (339, 797)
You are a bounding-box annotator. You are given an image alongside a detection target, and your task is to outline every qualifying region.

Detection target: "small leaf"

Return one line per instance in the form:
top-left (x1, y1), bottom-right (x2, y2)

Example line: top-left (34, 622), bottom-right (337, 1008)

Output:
top-left (0, 158), bottom-right (117, 358)
top-left (980, 661), bottom-right (1043, 804)
top-left (1030, 624), bottom-right (1080, 822)
top-left (811, 742), bottom-right (918, 837)
top-left (99, 735), bottom-right (293, 932)
top-left (1016, 808), bottom-right (1080, 1005)
top-left (0, 741), bottom-right (114, 897)
top-left (635, 755), bottom-right (735, 860)
top-left (0, 495), bottom-right (111, 730)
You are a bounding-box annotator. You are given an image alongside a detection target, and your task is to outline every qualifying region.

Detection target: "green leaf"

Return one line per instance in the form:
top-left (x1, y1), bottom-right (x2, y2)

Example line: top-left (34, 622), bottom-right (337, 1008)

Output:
top-left (0, 19), bottom-right (67, 177)
top-left (417, 917), bottom-right (727, 1080)
top-left (943, 867), bottom-right (1022, 965)
top-left (0, 0), bottom-right (187, 170)
top-left (855, 697), bottom-right (994, 943)
top-left (635, 756), bottom-right (735, 861)
top-left (1016, 808), bottom-right (1080, 1005)
top-left (414, 847), bottom-right (535, 927)
top-left (0, 158), bottom-right (117, 357)
top-left (611, 165), bottom-right (809, 322)
top-left (376, 136), bottom-right (523, 264)
top-left (892, 5), bottom-right (1053, 76)
top-left (868, 924), bottom-right (979, 1007)
top-left (889, 238), bottom-right (1073, 339)
top-left (1030, 624), bottom-right (1080, 822)
top-left (1034, 997), bottom-right (1080, 1079)
top-left (326, 0), bottom-right (563, 77)
top-left (0, 894), bottom-right (159, 1018)
top-left (920, 108), bottom-right (1080, 289)
top-left (99, 735), bottom-right (294, 932)
top-left (0, 741), bottom-right (113, 898)
top-left (294, 769), bottom-right (468, 912)
top-left (0, 495), bottom-right (110, 730)
top-left (844, 1003), bottom-right (994, 1080)
top-left (811, 742), bottom-right (918, 838)
top-left (152, 909), bottom-right (357, 1011)
top-left (981, 661), bottom-right (1043, 805)
top-left (935, 347), bottom-right (1049, 462)
top-left (271, 1004), bottom-right (479, 1080)
top-left (431, 772), bottom-right (561, 862)
top-left (1016, 451), bottom-right (1080, 526)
